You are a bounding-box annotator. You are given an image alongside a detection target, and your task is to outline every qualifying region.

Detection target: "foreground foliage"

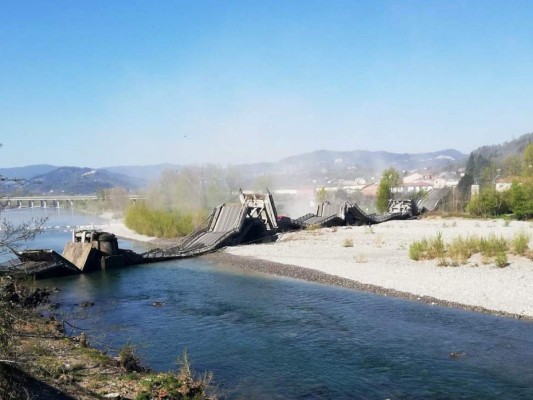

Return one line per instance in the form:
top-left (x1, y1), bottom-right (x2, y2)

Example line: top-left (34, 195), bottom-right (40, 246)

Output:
top-left (0, 277), bottom-right (217, 399)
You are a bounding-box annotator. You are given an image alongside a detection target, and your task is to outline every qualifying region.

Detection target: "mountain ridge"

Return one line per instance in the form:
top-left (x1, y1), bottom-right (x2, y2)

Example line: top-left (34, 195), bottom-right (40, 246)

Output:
top-left (2, 134), bottom-right (531, 194)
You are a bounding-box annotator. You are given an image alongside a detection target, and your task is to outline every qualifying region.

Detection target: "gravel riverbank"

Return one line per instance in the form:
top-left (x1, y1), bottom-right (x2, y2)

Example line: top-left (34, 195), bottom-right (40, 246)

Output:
top-left (102, 214), bottom-right (533, 320)
top-left (223, 218), bottom-right (533, 319)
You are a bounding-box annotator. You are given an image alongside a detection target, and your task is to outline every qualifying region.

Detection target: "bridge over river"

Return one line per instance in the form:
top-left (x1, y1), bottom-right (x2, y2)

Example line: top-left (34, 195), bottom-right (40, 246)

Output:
top-left (0, 194), bottom-right (143, 209)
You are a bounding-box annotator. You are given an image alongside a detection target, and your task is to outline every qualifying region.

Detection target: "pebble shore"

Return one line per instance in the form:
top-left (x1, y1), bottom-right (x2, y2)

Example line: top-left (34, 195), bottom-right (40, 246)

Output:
top-left (224, 218), bottom-right (533, 320)
top-left (204, 251), bottom-right (531, 320)
top-left (102, 214), bottom-right (533, 320)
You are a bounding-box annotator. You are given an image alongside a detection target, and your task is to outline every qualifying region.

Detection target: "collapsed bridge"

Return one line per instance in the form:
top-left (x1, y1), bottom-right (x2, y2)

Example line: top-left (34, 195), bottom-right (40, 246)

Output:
top-left (140, 190), bottom-right (279, 261)
top-left (291, 199), bottom-right (417, 229)
top-left (1, 188), bottom-right (444, 279)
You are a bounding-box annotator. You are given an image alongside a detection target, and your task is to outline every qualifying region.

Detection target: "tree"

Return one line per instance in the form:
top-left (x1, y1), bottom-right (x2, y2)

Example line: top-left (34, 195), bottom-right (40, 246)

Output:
top-left (0, 145), bottom-right (46, 256)
top-left (376, 168), bottom-right (401, 213)
top-left (509, 181), bottom-right (533, 220)
top-left (465, 188), bottom-right (510, 217)
top-left (315, 187), bottom-right (328, 204)
top-left (456, 173), bottom-right (474, 203)
top-left (523, 143), bottom-right (533, 177)
top-left (503, 155), bottom-right (522, 177)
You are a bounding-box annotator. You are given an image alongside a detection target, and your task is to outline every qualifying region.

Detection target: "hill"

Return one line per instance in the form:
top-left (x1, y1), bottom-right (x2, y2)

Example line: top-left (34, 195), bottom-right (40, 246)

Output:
top-left (102, 163), bottom-right (182, 182)
top-left (0, 164), bottom-right (58, 180)
top-left (2, 167), bottom-right (143, 195)
top-left (471, 132), bottom-right (533, 162)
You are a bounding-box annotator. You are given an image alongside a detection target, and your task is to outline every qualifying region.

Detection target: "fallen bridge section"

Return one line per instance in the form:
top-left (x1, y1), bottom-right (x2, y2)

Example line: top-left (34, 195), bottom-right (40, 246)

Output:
top-left (417, 188), bottom-right (451, 212)
top-left (0, 249), bottom-right (81, 279)
top-left (293, 200), bottom-right (416, 228)
top-left (141, 190), bottom-right (279, 261)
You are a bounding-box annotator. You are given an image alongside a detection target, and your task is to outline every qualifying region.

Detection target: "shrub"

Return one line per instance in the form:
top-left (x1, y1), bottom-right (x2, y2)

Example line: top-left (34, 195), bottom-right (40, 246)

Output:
top-left (447, 235), bottom-right (472, 265)
top-left (494, 252), bottom-right (509, 268)
top-left (479, 233), bottom-right (508, 257)
top-left (511, 231), bottom-right (530, 255)
top-left (119, 343), bottom-right (145, 373)
top-left (409, 239), bottom-right (428, 261)
top-left (342, 238), bottom-right (354, 247)
top-left (427, 232), bottom-right (445, 259)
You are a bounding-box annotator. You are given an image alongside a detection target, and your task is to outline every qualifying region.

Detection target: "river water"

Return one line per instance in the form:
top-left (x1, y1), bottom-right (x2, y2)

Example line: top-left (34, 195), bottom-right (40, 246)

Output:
top-left (3, 209), bottom-right (533, 399)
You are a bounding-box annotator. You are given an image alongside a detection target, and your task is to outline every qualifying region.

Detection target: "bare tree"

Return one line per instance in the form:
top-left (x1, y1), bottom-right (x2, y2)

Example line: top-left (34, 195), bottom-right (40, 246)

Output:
top-left (0, 144), bottom-right (47, 256)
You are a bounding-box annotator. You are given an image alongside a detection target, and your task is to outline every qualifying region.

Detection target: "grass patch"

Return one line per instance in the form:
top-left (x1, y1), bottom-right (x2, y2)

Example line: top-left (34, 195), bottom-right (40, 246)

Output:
top-left (409, 231), bottom-right (530, 267)
top-left (479, 233), bottom-right (508, 258)
top-left (135, 350), bottom-right (214, 400)
top-left (447, 235), bottom-right (474, 265)
top-left (409, 239), bottom-right (429, 261)
top-left (76, 347), bottom-right (111, 366)
top-left (511, 231), bottom-right (531, 255)
top-left (427, 232), bottom-right (445, 259)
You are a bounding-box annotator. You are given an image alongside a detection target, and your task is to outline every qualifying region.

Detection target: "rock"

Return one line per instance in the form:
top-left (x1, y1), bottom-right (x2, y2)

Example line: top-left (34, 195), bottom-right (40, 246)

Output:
top-left (449, 351), bottom-right (466, 358)
top-left (79, 332), bottom-right (88, 348)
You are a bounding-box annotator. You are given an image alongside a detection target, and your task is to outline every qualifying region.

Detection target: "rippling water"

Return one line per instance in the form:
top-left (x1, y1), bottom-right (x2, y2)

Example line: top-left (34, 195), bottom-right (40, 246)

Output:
top-left (5, 209), bottom-right (533, 399)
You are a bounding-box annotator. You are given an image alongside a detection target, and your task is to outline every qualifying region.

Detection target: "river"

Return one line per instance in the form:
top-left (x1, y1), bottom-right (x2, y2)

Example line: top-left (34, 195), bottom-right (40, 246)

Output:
top-left (3, 209), bottom-right (533, 399)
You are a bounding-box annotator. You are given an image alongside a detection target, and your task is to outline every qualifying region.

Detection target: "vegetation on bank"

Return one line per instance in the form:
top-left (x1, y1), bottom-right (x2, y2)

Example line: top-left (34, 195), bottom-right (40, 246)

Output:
top-left (460, 143), bottom-right (533, 220)
top-left (125, 202), bottom-right (209, 238)
top-left (409, 231), bottom-right (532, 267)
top-left (123, 166), bottom-right (244, 238)
top-left (0, 276), bottom-right (217, 400)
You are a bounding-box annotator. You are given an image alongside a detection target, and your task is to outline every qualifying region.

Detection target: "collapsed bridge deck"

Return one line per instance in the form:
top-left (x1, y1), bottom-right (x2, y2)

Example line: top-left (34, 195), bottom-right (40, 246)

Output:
top-left (1, 188), bottom-right (444, 278)
top-left (140, 191), bottom-right (279, 261)
top-left (291, 199), bottom-right (417, 229)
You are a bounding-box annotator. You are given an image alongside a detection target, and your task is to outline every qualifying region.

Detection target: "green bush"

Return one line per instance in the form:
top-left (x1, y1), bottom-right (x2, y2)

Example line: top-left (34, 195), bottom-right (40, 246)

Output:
top-left (447, 235), bottom-right (474, 265)
top-left (479, 233), bottom-right (508, 258)
top-left (511, 231), bottom-right (530, 255)
top-left (427, 232), bottom-right (445, 259)
top-left (494, 252), bottom-right (509, 268)
top-left (119, 343), bottom-right (145, 373)
top-left (409, 239), bottom-right (428, 261)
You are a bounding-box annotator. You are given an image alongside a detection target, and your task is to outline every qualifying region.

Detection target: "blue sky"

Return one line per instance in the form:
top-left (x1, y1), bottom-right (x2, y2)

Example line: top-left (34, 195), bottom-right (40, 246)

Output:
top-left (1, 1), bottom-right (532, 168)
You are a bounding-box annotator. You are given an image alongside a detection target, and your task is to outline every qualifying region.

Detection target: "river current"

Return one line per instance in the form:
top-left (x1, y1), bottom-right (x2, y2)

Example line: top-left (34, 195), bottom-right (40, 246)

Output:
top-left (3, 209), bottom-right (533, 399)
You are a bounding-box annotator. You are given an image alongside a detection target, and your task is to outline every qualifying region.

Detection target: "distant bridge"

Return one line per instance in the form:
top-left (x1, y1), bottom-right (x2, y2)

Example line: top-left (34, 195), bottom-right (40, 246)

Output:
top-left (0, 194), bottom-right (144, 209)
